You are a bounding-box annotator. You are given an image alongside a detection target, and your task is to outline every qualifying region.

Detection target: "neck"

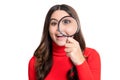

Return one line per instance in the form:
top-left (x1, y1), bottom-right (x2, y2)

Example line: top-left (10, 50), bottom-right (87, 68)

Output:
top-left (52, 41), bottom-right (66, 56)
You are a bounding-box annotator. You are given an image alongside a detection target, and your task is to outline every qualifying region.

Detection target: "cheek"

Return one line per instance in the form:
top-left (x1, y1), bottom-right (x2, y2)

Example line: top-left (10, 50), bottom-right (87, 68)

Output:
top-left (49, 26), bottom-right (57, 36)
top-left (66, 28), bottom-right (75, 35)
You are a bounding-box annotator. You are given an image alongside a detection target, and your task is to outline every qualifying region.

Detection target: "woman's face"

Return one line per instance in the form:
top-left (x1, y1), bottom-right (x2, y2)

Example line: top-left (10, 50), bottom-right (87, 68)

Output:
top-left (49, 10), bottom-right (70, 46)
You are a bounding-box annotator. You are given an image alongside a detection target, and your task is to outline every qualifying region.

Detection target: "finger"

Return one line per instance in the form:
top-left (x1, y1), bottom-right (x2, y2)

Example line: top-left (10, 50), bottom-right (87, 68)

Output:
top-left (67, 37), bottom-right (77, 43)
top-left (65, 43), bottom-right (73, 48)
top-left (64, 47), bottom-right (72, 53)
top-left (66, 52), bottom-right (70, 57)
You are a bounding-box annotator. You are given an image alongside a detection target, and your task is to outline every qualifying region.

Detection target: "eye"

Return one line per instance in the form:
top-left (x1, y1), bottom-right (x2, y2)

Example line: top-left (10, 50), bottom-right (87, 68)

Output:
top-left (62, 19), bottom-right (71, 24)
top-left (50, 22), bottom-right (57, 26)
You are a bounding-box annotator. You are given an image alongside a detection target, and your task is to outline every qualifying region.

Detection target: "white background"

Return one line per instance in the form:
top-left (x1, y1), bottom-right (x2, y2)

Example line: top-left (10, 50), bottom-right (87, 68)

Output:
top-left (0, 0), bottom-right (120, 80)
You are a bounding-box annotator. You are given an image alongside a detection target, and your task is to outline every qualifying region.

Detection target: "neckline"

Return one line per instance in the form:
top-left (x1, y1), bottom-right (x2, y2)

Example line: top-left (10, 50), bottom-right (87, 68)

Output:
top-left (52, 41), bottom-right (66, 56)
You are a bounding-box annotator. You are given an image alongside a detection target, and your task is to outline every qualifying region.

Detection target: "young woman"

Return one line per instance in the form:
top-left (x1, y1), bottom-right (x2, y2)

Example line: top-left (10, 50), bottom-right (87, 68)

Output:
top-left (28, 4), bottom-right (101, 80)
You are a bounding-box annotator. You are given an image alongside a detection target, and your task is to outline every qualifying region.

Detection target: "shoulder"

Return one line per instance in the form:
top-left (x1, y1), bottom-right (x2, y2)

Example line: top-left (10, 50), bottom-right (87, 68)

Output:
top-left (83, 47), bottom-right (100, 61)
top-left (28, 56), bottom-right (36, 67)
top-left (28, 56), bottom-right (36, 80)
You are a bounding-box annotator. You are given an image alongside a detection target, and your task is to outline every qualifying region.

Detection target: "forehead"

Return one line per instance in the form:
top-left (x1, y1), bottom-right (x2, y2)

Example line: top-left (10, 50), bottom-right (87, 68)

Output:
top-left (51, 10), bottom-right (70, 20)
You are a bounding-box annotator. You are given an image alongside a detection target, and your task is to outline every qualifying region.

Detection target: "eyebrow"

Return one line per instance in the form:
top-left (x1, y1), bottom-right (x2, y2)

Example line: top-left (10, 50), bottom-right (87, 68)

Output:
top-left (50, 18), bottom-right (58, 22)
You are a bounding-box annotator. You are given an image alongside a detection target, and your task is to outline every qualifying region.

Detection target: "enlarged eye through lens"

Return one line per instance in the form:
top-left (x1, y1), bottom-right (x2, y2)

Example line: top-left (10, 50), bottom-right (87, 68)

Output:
top-left (62, 19), bottom-right (71, 25)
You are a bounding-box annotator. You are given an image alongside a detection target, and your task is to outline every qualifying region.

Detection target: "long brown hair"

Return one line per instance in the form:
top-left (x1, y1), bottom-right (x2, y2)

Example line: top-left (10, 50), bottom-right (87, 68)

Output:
top-left (34, 4), bottom-right (86, 80)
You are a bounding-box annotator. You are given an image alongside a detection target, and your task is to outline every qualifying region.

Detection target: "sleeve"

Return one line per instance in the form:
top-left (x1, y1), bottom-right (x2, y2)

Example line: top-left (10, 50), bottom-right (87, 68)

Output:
top-left (75, 48), bottom-right (101, 80)
top-left (28, 56), bottom-right (36, 80)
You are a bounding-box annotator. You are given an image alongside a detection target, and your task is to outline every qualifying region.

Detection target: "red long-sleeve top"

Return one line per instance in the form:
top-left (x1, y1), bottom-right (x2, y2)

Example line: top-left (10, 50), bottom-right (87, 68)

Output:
top-left (28, 42), bottom-right (101, 80)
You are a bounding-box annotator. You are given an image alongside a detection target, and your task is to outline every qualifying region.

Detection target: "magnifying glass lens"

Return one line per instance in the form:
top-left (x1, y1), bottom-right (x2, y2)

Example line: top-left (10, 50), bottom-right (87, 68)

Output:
top-left (58, 16), bottom-right (78, 37)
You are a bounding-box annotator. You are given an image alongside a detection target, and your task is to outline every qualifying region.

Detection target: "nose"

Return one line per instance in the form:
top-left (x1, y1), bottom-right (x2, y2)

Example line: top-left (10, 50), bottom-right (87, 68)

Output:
top-left (56, 24), bottom-right (62, 34)
top-left (56, 23), bottom-right (60, 32)
top-left (56, 27), bottom-right (60, 34)
top-left (57, 28), bottom-right (60, 33)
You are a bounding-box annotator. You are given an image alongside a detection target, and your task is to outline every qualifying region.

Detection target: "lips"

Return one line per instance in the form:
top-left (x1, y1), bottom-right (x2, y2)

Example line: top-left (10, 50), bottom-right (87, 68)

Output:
top-left (56, 35), bottom-right (64, 38)
top-left (56, 34), bottom-right (66, 40)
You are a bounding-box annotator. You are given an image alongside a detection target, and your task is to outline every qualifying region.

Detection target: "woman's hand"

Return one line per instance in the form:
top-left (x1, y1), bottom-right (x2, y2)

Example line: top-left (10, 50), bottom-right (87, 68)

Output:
top-left (65, 37), bottom-right (85, 65)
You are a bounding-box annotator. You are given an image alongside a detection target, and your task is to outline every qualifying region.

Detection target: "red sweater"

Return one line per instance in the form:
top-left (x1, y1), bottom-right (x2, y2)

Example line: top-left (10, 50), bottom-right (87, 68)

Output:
top-left (28, 42), bottom-right (101, 80)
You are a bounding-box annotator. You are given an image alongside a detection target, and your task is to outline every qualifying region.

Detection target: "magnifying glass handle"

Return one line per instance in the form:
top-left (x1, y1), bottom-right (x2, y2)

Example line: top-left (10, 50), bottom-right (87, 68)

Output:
top-left (66, 37), bottom-right (69, 43)
top-left (66, 37), bottom-right (70, 43)
top-left (66, 36), bottom-right (73, 43)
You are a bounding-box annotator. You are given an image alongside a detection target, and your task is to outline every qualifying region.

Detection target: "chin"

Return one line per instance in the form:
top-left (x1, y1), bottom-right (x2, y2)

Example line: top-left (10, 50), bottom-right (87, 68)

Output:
top-left (55, 41), bottom-right (66, 46)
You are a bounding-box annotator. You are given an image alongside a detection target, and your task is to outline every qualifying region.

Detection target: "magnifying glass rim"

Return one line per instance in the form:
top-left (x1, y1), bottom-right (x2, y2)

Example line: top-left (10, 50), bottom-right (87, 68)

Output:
top-left (58, 16), bottom-right (79, 37)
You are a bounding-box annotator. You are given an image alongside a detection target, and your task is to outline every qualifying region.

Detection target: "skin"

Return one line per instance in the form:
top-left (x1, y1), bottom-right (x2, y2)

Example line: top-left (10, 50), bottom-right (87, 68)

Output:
top-left (49, 10), bottom-right (85, 65)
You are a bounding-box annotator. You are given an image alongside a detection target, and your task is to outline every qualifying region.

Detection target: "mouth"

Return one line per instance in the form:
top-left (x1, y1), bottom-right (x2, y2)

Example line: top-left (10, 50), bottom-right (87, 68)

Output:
top-left (57, 34), bottom-right (63, 37)
top-left (56, 34), bottom-right (66, 40)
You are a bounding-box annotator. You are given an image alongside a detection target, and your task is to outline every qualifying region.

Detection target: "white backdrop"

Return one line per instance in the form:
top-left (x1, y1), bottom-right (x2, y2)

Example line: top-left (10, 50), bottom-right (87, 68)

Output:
top-left (0, 0), bottom-right (120, 80)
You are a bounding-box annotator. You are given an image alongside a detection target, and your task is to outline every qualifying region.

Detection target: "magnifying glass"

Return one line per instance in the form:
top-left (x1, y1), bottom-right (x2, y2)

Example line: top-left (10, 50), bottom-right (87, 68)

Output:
top-left (58, 16), bottom-right (79, 37)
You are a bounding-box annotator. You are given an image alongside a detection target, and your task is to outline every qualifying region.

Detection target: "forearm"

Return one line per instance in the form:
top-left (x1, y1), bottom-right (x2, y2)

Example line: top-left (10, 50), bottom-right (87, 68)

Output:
top-left (76, 61), bottom-right (94, 80)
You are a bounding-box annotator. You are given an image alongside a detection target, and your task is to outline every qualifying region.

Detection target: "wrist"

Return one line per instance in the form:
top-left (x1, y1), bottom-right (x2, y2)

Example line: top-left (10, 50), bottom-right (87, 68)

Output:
top-left (75, 56), bottom-right (85, 65)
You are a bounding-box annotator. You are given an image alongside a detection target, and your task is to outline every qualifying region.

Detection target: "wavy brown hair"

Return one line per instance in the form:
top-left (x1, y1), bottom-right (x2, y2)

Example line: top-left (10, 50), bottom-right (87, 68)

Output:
top-left (34, 4), bottom-right (86, 80)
